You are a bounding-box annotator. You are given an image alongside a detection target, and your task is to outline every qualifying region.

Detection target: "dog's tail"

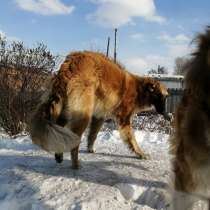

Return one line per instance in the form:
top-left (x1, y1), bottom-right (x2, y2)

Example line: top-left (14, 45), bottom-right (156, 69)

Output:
top-left (194, 26), bottom-right (210, 57)
top-left (186, 26), bottom-right (210, 84)
top-left (29, 78), bottom-right (80, 153)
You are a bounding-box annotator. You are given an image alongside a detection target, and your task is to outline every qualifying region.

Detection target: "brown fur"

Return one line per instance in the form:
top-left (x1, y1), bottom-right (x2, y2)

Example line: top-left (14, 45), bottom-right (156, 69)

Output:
top-left (30, 51), bottom-right (168, 169)
top-left (170, 26), bottom-right (210, 209)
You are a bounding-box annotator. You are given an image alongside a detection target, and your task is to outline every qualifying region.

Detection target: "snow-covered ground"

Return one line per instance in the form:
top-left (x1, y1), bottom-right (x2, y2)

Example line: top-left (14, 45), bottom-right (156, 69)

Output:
top-left (0, 130), bottom-right (173, 210)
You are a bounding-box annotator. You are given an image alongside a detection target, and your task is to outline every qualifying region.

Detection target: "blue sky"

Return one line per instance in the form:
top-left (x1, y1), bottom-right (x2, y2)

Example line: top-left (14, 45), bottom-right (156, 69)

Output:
top-left (0, 0), bottom-right (210, 74)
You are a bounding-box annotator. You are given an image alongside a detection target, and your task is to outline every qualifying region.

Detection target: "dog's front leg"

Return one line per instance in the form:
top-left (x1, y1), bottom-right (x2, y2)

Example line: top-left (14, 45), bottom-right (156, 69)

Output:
top-left (118, 121), bottom-right (149, 159)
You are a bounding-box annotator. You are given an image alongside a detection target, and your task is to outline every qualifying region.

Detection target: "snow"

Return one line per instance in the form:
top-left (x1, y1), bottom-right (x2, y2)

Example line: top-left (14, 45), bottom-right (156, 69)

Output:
top-left (0, 130), bottom-right (173, 210)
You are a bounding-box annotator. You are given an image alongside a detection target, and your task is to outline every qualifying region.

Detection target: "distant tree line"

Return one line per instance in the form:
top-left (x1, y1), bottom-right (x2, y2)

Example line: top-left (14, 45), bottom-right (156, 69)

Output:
top-left (147, 57), bottom-right (191, 76)
top-left (173, 57), bottom-right (191, 75)
top-left (148, 65), bottom-right (168, 75)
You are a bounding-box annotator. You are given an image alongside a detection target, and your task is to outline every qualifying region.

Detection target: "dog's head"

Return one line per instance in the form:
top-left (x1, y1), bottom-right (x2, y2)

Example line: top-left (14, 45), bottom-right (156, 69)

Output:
top-left (143, 79), bottom-right (168, 115)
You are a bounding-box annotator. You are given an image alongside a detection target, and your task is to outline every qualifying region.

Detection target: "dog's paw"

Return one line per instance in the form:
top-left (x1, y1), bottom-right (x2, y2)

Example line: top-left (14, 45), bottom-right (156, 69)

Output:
top-left (55, 153), bottom-right (63, 163)
top-left (88, 147), bottom-right (96, 153)
top-left (71, 161), bottom-right (81, 170)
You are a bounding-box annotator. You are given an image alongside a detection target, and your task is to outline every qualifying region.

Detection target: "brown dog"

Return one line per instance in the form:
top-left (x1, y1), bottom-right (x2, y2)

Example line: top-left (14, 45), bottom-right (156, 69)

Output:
top-left (30, 51), bottom-right (168, 169)
top-left (170, 27), bottom-right (210, 209)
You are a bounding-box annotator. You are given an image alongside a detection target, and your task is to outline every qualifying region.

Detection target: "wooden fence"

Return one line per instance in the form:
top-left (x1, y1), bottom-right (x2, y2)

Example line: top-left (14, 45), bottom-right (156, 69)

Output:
top-left (165, 89), bottom-right (184, 113)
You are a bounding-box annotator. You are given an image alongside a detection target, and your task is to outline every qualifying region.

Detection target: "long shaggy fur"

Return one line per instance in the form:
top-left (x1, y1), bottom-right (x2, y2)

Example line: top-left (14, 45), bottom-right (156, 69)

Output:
top-left (29, 90), bottom-right (80, 153)
top-left (170, 26), bottom-right (210, 209)
top-left (30, 51), bottom-right (168, 169)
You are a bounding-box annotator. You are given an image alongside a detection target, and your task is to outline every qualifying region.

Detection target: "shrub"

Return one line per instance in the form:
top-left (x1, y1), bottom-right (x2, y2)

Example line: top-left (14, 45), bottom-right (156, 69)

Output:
top-left (0, 35), bottom-right (59, 136)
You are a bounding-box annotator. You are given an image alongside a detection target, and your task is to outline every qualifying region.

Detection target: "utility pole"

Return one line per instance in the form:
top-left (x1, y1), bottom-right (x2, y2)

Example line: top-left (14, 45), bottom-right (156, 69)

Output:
top-left (114, 28), bottom-right (117, 63)
top-left (106, 37), bottom-right (110, 57)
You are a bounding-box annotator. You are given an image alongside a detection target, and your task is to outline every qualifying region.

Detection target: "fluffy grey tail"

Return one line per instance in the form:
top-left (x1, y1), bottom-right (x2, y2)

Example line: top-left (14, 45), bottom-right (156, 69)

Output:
top-left (29, 94), bottom-right (80, 153)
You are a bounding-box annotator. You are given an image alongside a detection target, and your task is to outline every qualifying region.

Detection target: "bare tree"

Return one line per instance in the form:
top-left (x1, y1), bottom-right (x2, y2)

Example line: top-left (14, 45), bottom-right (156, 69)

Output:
top-left (148, 65), bottom-right (168, 75)
top-left (174, 57), bottom-right (191, 75)
top-left (0, 35), bottom-right (59, 136)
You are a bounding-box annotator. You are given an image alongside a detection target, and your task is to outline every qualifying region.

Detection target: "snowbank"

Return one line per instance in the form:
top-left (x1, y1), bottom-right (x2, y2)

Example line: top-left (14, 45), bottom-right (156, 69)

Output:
top-left (0, 130), bottom-right (172, 210)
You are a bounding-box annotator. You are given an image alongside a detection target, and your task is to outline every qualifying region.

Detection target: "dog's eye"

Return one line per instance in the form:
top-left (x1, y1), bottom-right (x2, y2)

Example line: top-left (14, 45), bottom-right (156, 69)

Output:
top-left (145, 83), bottom-right (155, 93)
top-left (49, 94), bottom-right (60, 103)
top-left (149, 86), bottom-right (154, 92)
top-left (53, 95), bottom-right (60, 103)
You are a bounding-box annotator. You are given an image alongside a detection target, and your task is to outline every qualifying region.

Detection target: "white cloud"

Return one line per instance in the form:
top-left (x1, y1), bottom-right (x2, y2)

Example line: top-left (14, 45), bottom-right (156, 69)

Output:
top-left (130, 33), bottom-right (144, 40)
top-left (168, 44), bottom-right (191, 58)
top-left (124, 54), bottom-right (173, 75)
top-left (123, 31), bottom-right (193, 75)
top-left (124, 33), bottom-right (193, 75)
top-left (82, 38), bottom-right (106, 52)
top-left (157, 33), bottom-right (192, 64)
top-left (87, 0), bottom-right (166, 28)
top-left (177, 25), bottom-right (185, 31)
top-left (15, 0), bottom-right (75, 16)
top-left (175, 34), bottom-right (190, 42)
top-left (145, 55), bottom-right (171, 68)
top-left (123, 49), bottom-right (193, 75)
top-left (124, 57), bottom-right (148, 74)
top-left (158, 33), bottom-right (191, 43)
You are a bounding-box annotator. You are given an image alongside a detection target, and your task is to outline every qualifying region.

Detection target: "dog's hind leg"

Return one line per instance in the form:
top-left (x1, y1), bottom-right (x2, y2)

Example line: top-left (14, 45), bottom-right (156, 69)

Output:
top-left (67, 88), bottom-right (95, 169)
top-left (87, 116), bottom-right (104, 153)
top-left (54, 116), bottom-right (68, 163)
top-left (69, 114), bottom-right (91, 169)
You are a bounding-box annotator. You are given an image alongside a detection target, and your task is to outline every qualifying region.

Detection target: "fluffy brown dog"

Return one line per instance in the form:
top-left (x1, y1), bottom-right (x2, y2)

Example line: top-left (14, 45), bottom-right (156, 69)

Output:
top-left (170, 27), bottom-right (210, 209)
top-left (30, 51), bottom-right (168, 169)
